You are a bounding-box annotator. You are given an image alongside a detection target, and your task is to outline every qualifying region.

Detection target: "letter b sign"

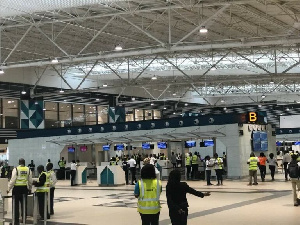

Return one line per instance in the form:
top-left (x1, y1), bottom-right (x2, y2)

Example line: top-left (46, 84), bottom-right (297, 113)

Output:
top-left (249, 112), bottom-right (257, 122)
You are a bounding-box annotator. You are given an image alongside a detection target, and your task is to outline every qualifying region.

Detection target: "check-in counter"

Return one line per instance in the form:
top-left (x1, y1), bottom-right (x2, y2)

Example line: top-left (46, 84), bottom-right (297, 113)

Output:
top-left (75, 166), bottom-right (87, 185)
top-left (157, 160), bottom-right (172, 179)
top-left (97, 165), bottom-right (125, 186)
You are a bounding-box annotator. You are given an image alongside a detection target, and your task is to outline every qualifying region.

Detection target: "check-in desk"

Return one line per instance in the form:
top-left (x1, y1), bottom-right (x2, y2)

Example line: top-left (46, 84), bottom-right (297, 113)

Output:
top-left (157, 160), bottom-right (172, 179)
top-left (97, 165), bottom-right (125, 186)
top-left (75, 166), bottom-right (87, 185)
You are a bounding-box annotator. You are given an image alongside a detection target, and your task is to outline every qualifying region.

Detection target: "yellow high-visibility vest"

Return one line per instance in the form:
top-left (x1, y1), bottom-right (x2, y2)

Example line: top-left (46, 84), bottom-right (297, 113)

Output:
top-left (15, 166), bottom-right (29, 186)
top-left (249, 157), bottom-right (258, 170)
top-left (185, 156), bottom-right (191, 166)
top-left (137, 179), bottom-right (161, 214)
top-left (36, 172), bottom-right (50, 193)
top-left (192, 155), bottom-right (198, 164)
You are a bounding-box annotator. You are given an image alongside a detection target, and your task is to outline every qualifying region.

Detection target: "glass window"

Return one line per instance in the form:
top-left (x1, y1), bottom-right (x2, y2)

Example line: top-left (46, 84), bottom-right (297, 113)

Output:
top-left (145, 110), bottom-right (153, 120)
top-left (73, 104), bottom-right (85, 126)
top-left (98, 106), bottom-right (108, 124)
top-left (59, 103), bottom-right (72, 127)
top-left (85, 105), bottom-right (97, 125)
top-left (44, 102), bottom-right (58, 128)
top-left (135, 109), bottom-right (143, 121)
top-left (153, 110), bottom-right (161, 120)
top-left (126, 108), bottom-right (134, 122)
top-left (3, 98), bottom-right (19, 129)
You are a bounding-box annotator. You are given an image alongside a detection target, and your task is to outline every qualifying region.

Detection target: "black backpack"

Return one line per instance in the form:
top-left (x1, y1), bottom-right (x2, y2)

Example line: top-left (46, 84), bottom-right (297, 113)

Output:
top-left (288, 161), bottom-right (300, 178)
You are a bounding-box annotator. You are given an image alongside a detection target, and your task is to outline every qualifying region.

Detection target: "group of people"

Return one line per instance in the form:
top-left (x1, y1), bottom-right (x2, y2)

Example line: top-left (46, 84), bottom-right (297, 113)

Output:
top-left (170, 152), bottom-right (183, 168)
top-left (135, 163), bottom-right (210, 225)
top-left (247, 151), bottom-right (300, 206)
top-left (7, 158), bottom-right (57, 224)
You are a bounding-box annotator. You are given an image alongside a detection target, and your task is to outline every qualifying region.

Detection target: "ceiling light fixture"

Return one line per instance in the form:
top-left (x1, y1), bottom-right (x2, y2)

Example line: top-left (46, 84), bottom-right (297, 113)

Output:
top-left (151, 103), bottom-right (154, 106)
top-left (21, 90), bottom-right (26, 95)
top-left (151, 75), bottom-right (157, 80)
top-left (199, 26), bottom-right (208, 33)
top-left (102, 84), bottom-right (108, 87)
top-left (286, 108), bottom-right (290, 111)
top-left (220, 99), bottom-right (225, 103)
top-left (59, 89), bottom-right (64, 93)
top-left (0, 69), bottom-right (4, 74)
top-left (223, 107), bottom-right (227, 111)
top-left (96, 98), bottom-right (100, 101)
top-left (115, 44), bottom-right (123, 51)
top-left (258, 104), bottom-right (262, 108)
top-left (132, 97), bottom-right (136, 101)
top-left (184, 103), bottom-right (188, 106)
top-left (261, 94), bottom-right (266, 99)
top-left (211, 66), bottom-right (216, 71)
top-left (163, 107), bottom-right (167, 110)
top-left (172, 93), bottom-right (177, 96)
top-left (51, 58), bottom-right (59, 64)
top-left (269, 81), bottom-right (274, 84)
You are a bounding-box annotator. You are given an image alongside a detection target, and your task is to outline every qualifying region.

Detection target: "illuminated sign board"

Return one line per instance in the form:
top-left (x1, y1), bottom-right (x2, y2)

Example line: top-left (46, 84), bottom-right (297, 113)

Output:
top-left (248, 112), bottom-right (257, 122)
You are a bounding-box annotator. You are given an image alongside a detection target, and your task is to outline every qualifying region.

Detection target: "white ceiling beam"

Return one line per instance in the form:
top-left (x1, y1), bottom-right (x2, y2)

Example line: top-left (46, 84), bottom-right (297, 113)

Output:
top-left (76, 60), bottom-right (98, 90)
top-left (2, 38), bottom-right (300, 70)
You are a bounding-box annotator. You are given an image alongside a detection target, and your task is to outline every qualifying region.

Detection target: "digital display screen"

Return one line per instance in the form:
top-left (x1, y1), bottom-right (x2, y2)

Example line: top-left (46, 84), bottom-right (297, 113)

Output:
top-left (157, 142), bottom-right (167, 149)
top-left (276, 141), bottom-right (282, 146)
top-left (252, 131), bottom-right (268, 151)
top-left (142, 143), bottom-right (150, 149)
top-left (204, 140), bottom-right (214, 147)
top-left (114, 144), bottom-right (124, 151)
top-left (103, 145), bottom-right (110, 151)
top-left (68, 147), bottom-right (75, 153)
top-left (80, 146), bottom-right (87, 152)
top-left (185, 141), bottom-right (196, 148)
top-left (294, 141), bottom-right (300, 146)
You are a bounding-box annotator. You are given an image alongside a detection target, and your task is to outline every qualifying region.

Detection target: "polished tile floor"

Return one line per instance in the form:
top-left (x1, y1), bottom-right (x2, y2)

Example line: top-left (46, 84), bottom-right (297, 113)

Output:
top-left (4, 173), bottom-right (300, 225)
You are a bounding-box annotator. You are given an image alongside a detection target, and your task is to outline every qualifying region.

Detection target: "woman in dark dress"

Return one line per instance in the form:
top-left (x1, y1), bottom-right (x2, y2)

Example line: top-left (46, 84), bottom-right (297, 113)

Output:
top-left (166, 170), bottom-right (210, 225)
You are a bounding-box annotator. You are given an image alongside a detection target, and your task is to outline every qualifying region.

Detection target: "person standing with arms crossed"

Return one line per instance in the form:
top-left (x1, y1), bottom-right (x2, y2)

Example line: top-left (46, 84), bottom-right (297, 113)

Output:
top-left (46, 163), bottom-right (57, 215)
top-left (7, 158), bottom-right (32, 225)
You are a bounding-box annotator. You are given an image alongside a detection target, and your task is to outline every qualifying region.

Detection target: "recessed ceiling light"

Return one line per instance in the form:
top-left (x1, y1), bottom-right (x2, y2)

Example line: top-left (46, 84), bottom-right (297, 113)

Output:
top-left (0, 69), bottom-right (4, 74)
top-left (173, 112), bottom-right (176, 115)
top-left (184, 103), bottom-right (188, 106)
top-left (96, 98), bottom-right (100, 101)
top-left (269, 81), bottom-right (274, 84)
top-left (173, 93), bottom-right (177, 96)
top-left (43, 108), bottom-right (46, 111)
top-left (220, 99), bottom-right (225, 103)
top-left (35, 101), bottom-right (38, 105)
top-left (64, 100), bottom-right (67, 102)
top-left (115, 44), bottom-right (123, 51)
top-left (258, 104), bottom-right (262, 108)
top-left (132, 97), bottom-right (136, 101)
top-left (102, 84), bottom-right (108, 87)
top-left (223, 107), bottom-right (227, 110)
top-left (211, 67), bottom-right (216, 71)
top-left (164, 107), bottom-right (167, 110)
top-left (51, 58), bottom-right (59, 64)
top-left (59, 89), bottom-right (64, 93)
top-left (261, 94), bottom-right (266, 99)
top-left (151, 75), bottom-right (157, 80)
top-left (286, 108), bottom-right (290, 111)
top-left (21, 90), bottom-right (26, 95)
top-left (199, 26), bottom-right (208, 33)
top-left (151, 103), bottom-right (154, 106)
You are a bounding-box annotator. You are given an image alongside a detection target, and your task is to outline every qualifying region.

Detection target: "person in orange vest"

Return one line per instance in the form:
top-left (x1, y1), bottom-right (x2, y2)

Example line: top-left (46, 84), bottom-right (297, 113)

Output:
top-left (258, 152), bottom-right (267, 182)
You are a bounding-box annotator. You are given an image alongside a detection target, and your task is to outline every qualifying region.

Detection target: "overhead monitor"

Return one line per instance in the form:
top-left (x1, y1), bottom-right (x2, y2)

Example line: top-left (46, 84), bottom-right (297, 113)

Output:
top-left (68, 146), bottom-right (75, 153)
top-left (102, 145), bottom-right (110, 151)
top-left (204, 140), bottom-right (214, 147)
top-left (185, 141), bottom-right (196, 148)
top-left (157, 142), bottom-right (167, 149)
top-left (80, 146), bottom-right (87, 152)
top-left (114, 144), bottom-right (124, 151)
top-left (142, 143), bottom-right (150, 149)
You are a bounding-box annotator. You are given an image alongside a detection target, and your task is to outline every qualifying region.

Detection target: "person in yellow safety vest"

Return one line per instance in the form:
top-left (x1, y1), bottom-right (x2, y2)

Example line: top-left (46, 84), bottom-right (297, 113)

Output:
top-left (46, 163), bottom-right (57, 215)
top-left (247, 152), bottom-right (260, 186)
top-left (191, 152), bottom-right (198, 180)
top-left (134, 164), bottom-right (162, 225)
top-left (58, 157), bottom-right (66, 180)
top-left (110, 157), bottom-right (118, 166)
top-left (116, 155), bottom-right (120, 163)
top-left (7, 158), bottom-right (32, 225)
top-left (33, 165), bottom-right (50, 220)
top-left (185, 153), bottom-right (192, 180)
top-left (214, 153), bottom-right (224, 185)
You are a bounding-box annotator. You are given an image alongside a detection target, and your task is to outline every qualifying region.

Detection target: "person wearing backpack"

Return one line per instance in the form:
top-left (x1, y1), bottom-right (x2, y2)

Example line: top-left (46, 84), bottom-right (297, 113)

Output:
top-left (288, 154), bottom-right (300, 206)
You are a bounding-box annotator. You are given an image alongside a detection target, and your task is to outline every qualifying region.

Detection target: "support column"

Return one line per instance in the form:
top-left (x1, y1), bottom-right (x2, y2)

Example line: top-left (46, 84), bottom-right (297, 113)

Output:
top-left (167, 141), bottom-right (171, 160)
top-left (213, 137), bottom-right (217, 156)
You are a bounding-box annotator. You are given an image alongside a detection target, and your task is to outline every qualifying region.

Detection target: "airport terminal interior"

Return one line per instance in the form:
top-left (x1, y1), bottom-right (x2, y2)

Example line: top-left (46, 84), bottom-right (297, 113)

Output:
top-left (0, 0), bottom-right (300, 224)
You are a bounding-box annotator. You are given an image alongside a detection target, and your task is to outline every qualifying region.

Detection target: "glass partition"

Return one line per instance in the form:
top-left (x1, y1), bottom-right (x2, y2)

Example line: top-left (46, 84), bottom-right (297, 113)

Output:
top-left (73, 104), bottom-right (85, 126)
top-left (3, 99), bottom-right (19, 129)
top-left (59, 103), bottom-right (72, 127)
top-left (98, 106), bottom-right (108, 124)
top-left (44, 102), bottom-right (58, 128)
top-left (85, 105), bottom-right (97, 125)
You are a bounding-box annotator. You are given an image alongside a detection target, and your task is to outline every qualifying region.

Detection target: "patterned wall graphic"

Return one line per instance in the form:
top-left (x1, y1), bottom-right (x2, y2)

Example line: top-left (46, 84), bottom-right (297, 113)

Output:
top-left (109, 107), bottom-right (125, 123)
top-left (20, 100), bottom-right (44, 129)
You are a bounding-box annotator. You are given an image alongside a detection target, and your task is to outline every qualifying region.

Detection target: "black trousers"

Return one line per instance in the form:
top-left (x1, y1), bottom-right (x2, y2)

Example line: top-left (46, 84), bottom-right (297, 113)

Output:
top-left (269, 165), bottom-right (275, 180)
top-left (259, 165), bottom-right (266, 181)
top-left (130, 167), bottom-right (136, 184)
top-left (71, 170), bottom-right (76, 186)
top-left (140, 212), bottom-right (160, 225)
top-left (216, 169), bottom-right (223, 184)
top-left (50, 187), bottom-right (55, 214)
top-left (186, 166), bottom-right (191, 180)
top-left (12, 187), bottom-right (28, 225)
top-left (283, 162), bottom-right (289, 180)
top-left (191, 164), bottom-right (198, 179)
top-left (169, 208), bottom-right (188, 225)
top-left (58, 168), bottom-right (65, 180)
top-left (37, 192), bottom-right (49, 219)
top-left (124, 169), bottom-right (129, 185)
top-left (206, 170), bottom-right (212, 185)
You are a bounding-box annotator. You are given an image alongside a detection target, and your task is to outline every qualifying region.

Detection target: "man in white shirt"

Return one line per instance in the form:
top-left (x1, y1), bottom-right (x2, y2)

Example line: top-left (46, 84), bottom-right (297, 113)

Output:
top-left (128, 156), bottom-right (137, 185)
top-left (70, 160), bottom-right (77, 186)
top-left (46, 163), bottom-right (57, 215)
top-left (8, 158), bottom-right (33, 224)
top-left (282, 150), bottom-right (291, 181)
